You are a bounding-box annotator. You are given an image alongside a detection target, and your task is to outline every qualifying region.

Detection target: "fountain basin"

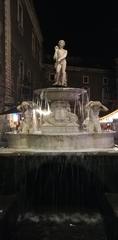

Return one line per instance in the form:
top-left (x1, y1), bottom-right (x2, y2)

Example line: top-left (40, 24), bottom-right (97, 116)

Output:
top-left (34, 88), bottom-right (87, 102)
top-left (6, 131), bottom-right (114, 150)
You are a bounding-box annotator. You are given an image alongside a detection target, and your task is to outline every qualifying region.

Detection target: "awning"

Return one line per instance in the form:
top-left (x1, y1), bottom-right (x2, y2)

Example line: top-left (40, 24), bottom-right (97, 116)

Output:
top-left (0, 107), bottom-right (21, 115)
top-left (100, 109), bottom-right (118, 123)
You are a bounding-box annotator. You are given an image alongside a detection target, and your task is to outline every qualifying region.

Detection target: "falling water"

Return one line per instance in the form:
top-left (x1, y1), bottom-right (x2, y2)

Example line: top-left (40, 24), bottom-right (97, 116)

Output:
top-left (32, 109), bottom-right (38, 132)
top-left (0, 152), bottom-right (118, 239)
top-left (3, 153), bottom-right (116, 239)
top-left (74, 90), bottom-right (89, 129)
top-left (11, 153), bottom-right (118, 212)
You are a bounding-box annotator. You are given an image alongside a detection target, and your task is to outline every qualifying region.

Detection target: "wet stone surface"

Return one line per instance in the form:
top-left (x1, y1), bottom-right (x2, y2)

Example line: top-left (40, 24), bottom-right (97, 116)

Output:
top-left (12, 211), bottom-right (106, 240)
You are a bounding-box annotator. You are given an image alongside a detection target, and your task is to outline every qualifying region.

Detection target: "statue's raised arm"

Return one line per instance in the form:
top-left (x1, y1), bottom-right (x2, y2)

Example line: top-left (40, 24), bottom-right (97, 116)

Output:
top-left (53, 46), bottom-right (59, 60)
top-left (53, 40), bottom-right (67, 87)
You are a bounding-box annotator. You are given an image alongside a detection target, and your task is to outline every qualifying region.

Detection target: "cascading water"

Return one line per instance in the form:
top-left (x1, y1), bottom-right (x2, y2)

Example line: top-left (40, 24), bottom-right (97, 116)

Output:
top-left (1, 153), bottom-right (117, 240)
top-left (73, 89), bottom-right (89, 128)
top-left (14, 154), bottom-right (116, 211)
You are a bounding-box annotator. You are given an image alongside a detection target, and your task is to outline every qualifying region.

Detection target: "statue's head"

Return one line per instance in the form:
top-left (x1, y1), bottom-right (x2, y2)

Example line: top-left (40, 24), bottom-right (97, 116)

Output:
top-left (58, 40), bottom-right (65, 48)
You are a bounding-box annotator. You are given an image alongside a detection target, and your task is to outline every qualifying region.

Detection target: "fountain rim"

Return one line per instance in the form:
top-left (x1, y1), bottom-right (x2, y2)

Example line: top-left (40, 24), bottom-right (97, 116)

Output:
top-left (6, 130), bottom-right (115, 136)
top-left (33, 87), bottom-right (88, 102)
top-left (34, 87), bottom-right (87, 94)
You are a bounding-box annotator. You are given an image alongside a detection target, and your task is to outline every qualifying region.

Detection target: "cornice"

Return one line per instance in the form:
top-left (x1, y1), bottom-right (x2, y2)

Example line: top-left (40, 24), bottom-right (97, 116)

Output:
top-left (24, 0), bottom-right (43, 44)
top-left (44, 64), bottom-right (113, 74)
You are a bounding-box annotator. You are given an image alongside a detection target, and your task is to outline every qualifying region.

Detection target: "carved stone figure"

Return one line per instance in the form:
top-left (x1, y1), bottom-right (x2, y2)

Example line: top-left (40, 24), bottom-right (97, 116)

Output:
top-left (43, 102), bottom-right (78, 127)
top-left (83, 101), bottom-right (108, 132)
top-left (53, 40), bottom-right (67, 87)
top-left (17, 101), bottom-right (36, 133)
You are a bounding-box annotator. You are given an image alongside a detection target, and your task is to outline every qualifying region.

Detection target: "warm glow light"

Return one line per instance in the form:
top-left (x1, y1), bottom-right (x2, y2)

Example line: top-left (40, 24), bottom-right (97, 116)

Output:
top-left (36, 107), bottom-right (51, 116)
top-left (12, 113), bottom-right (19, 122)
top-left (100, 110), bottom-right (118, 123)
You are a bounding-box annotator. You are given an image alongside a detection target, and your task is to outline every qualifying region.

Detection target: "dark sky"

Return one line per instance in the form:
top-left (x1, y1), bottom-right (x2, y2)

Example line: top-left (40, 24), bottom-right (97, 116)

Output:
top-left (34, 1), bottom-right (116, 58)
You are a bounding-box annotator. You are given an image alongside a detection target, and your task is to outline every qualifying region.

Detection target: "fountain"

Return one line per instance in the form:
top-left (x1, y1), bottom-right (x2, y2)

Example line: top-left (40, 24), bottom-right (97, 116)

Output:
top-left (6, 87), bottom-right (114, 150)
top-left (1, 41), bottom-right (118, 240)
top-left (5, 39), bottom-right (115, 151)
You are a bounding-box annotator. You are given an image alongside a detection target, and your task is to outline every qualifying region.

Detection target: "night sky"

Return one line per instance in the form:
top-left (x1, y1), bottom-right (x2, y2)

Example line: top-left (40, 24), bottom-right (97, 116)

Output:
top-left (34, 1), bottom-right (116, 59)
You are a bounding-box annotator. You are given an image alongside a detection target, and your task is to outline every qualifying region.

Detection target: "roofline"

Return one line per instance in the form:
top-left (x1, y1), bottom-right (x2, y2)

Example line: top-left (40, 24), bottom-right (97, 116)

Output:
top-left (24, 0), bottom-right (43, 43)
top-left (44, 64), bottom-right (113, 73)
top-left (100, 109), bottom-right (118, 120)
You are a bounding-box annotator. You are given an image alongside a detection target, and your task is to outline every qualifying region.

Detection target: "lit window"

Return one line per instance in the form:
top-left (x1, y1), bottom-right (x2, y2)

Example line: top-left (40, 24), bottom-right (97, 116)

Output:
top-left (17, 0), bottom-right (23, 31)
top-left (83, 75), bottom-right (89, 84)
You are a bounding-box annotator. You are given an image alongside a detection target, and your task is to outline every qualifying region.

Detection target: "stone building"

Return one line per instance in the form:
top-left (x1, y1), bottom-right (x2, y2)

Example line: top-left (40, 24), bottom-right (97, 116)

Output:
top-left (0, 0), bottom-right (43, 111)
top-left (114, 58), bottom-right (118, 103)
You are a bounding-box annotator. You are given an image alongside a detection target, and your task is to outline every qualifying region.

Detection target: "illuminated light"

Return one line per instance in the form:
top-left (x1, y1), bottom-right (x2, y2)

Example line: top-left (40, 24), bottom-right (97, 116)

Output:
top-left (100, 110), bottom-right (118, 123)
top-left (36, 106), bottom-right (51, 116)
top-left (42, 109), bottom-right (52, 116)
top-left (13, 113), bottom-right (18, 122)
top-left (35, 94), bottom-right (51, 116)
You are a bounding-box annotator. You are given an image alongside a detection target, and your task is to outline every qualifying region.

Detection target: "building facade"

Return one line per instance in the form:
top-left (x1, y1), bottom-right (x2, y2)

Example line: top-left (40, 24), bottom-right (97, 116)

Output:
top-left (0, 0), bottom-right (43, 111)
top-left (0, 1), bottom-right (5, 111)
top-left (114, 58), bottom-right (118, 103)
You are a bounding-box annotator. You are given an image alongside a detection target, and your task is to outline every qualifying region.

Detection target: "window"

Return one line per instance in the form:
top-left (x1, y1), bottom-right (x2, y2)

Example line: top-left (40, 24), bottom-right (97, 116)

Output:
top-left (18, 59), bottom-right (24, 82)
top-left (27, 70), bottom-right (32, 84)
top-left (32, 32), bottom-right (36, 57)
top-left (25, 70), bottom-right (32, 87)
top-left (37, 42), bottom-right (41, 65)
top-left (18, 59), bottom-right (24, 99)
top-left (102, 87), bottom-right (109, 101)
top-left (103, 77), bottom-right (109, 85)
top-left (17, 0), bottom-right (23, 32)
top-left (20, 70), bottom-right (32, 100)
top-left (83, 75), bottom-right (89, 84)
top-left (22, 86), bottom-right (32, 100)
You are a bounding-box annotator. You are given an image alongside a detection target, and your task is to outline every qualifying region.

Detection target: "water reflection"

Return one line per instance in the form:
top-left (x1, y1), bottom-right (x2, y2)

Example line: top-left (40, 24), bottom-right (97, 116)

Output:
top-left (15, 210), bottom-right (106, 240)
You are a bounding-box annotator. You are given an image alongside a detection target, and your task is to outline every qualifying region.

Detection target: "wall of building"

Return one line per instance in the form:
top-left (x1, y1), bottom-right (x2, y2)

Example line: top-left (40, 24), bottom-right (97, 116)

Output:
top-left (0, 0), bottom-right (43, 111)
top-left (114, 58), bottom-right (118, 103)
top-left (0, 1), bottom-right (5, 111)
top-left (10, 0), bottom-right (43, 103)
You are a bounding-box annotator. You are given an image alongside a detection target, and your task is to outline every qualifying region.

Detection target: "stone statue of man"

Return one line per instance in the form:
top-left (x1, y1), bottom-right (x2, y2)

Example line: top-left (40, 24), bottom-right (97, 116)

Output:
top-left (83, 101), bottom-right (108, 132)
top-left (53, 40), bottom-right (68, 87)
